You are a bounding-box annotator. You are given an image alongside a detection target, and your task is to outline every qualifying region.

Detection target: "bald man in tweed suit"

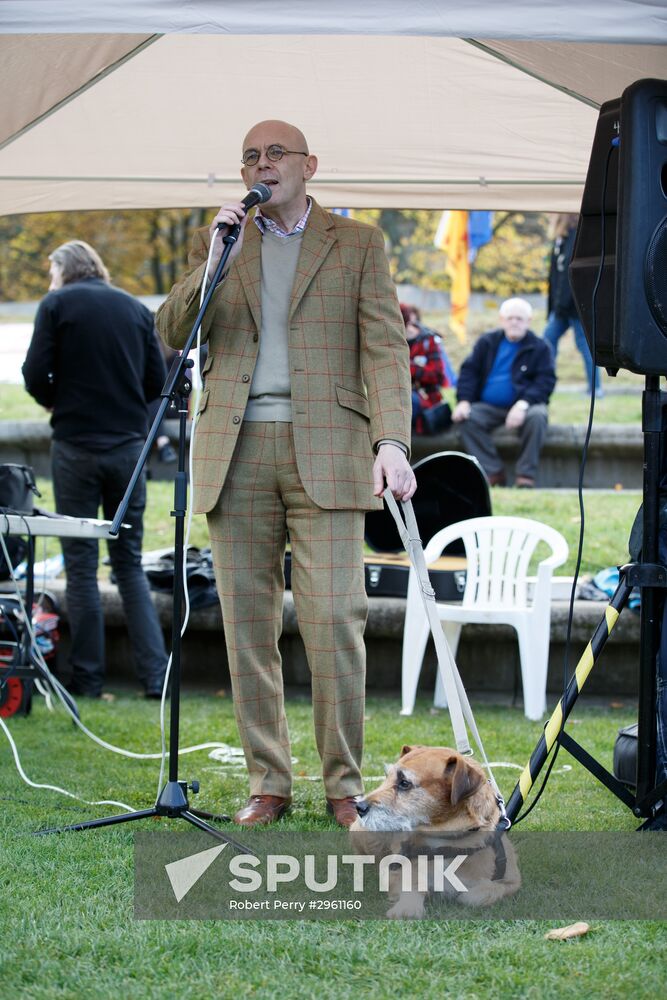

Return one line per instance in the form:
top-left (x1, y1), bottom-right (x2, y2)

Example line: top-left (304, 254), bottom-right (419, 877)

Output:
top-left (157, 120), bottom-right (415, 827)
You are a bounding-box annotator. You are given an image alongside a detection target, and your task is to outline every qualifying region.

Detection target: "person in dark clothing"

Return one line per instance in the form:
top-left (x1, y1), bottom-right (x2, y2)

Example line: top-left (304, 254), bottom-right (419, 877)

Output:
top-left (452, 297), bottom-right (556, 487)
top-left (148, 342), bottom-right (180, 465)
top-left (543, 213), bottom-right (601, 394)
top-left (400, 302), bottom-right (453, 435)
top-left (22, 240), bottom-right (169, 699)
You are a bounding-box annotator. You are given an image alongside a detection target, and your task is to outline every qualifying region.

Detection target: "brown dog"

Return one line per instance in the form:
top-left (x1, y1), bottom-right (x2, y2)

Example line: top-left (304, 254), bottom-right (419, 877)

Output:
top-left (350, 745), bottom-right (520, 916)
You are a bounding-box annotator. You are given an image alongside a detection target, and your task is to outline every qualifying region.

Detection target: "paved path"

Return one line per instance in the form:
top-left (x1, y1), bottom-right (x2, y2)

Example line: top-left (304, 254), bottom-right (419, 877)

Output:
top-left (0, 323), bottom-right (32, 383)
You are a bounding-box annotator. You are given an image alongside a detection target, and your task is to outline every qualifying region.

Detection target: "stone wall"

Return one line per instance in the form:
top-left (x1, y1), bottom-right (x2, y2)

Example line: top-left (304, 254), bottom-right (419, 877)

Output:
top-left (36, 580), bottom-right (641, 701)
top-left (0, 419), bottom-right (644, 488)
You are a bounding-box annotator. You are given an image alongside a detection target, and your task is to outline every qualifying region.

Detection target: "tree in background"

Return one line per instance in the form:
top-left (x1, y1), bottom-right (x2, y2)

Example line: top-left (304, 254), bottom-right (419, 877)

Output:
top-left (472, 212), bottom-right (551, 297)
top-left (0, 208), bottom-right (552, 302)
top-left (0, 208), bottom-right (211, 300)
top-left (354, 209), bottom-right (551, 299)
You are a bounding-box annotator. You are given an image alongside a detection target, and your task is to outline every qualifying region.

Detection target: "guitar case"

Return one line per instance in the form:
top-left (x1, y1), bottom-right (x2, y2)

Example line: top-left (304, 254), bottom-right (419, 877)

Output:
top-left (286, 451), bottom-right (491, 599)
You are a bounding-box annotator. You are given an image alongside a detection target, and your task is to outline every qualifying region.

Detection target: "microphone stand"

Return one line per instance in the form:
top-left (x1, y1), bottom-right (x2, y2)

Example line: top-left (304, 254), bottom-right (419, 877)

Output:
top-left (37, 226), bottom-right (251, 850)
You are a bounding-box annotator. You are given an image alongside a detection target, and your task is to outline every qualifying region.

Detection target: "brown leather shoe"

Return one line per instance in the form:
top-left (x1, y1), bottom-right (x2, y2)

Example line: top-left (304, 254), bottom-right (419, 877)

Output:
top-left (233, 795), bottom-right (291, 827)
top-left (515, 475), bottom-right (535, 488)
top-left (326, 796), bottom-right (361, 828)
top-left (487, 471), bottom-right (507, 487)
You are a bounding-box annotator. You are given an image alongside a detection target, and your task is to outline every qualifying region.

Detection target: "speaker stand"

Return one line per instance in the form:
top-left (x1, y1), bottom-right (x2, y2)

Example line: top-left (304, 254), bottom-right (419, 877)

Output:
top-left (506, 375), bottom-right (667, 825)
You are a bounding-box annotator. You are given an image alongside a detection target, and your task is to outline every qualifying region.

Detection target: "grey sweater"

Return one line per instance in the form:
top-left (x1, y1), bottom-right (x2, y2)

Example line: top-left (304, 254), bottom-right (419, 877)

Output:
top-left (244, 229), bottom-right (303, 422)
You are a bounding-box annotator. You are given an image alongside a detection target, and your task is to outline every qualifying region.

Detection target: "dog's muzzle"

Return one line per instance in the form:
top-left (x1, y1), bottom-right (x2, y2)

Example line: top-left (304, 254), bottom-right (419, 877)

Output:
top-left (355, 798), bottom-right (370, 817)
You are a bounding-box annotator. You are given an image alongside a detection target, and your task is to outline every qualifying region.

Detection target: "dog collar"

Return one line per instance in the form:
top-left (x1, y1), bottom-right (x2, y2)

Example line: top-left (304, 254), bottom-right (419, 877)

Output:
top-left (393, 827), bottom-right (508, 882)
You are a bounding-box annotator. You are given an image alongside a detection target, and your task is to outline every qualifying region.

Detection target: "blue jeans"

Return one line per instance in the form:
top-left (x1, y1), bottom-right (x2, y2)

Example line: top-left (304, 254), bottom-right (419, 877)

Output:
top-left (543, 311), bottom-right (601, 393)
top-left (51, 439), bottom-right (168, 696)
top-left (411, 390), bottom-right (451, 434)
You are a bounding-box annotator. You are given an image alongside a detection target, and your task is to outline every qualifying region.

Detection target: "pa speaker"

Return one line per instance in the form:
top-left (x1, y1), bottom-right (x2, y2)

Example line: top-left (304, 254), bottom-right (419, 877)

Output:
top-left (570, 78), bottom-right (667, 376)
top-left (615, 79), bottom-right (667, 375)
top-left (568, 96), bottom-right (620, 372)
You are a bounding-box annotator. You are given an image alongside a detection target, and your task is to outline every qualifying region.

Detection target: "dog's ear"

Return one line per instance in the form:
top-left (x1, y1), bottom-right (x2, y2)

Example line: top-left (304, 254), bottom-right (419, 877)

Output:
top-left (400, 744), bottom-right (423, 758)
top-left (445, 756), bottom-right (485, 806)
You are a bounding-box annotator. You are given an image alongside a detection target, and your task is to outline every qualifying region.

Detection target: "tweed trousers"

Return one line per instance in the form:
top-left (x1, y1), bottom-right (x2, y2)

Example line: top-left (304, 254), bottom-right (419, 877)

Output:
top-left (206, 421), bottom-right (368, 800)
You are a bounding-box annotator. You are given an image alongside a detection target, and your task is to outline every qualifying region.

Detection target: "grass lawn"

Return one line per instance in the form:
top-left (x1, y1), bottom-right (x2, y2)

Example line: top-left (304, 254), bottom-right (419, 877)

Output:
top-left (1, 692), bottom-right (664, 999)
top-left (0, 377), bottom-right (644, 426)
top-left (545, 391), bottom-right (642, 426)
top-left (0, 306), bottom-right (651, 426)
top-left (0, 381), bottom-right (49, 421)
top-left (2, 312), bottom-right (663, 997)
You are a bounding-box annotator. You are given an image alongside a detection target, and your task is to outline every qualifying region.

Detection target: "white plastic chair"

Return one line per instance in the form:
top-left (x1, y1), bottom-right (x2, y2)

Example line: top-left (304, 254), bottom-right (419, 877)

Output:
top-left (400, 516), bottom-right (569, 721)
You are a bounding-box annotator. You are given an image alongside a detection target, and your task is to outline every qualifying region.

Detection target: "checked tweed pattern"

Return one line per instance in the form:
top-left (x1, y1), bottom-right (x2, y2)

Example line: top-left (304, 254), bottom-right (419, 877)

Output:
top-left (156, 200), bottom-right (411, 514)
top-left (156, 200), bottom-right (411, 798)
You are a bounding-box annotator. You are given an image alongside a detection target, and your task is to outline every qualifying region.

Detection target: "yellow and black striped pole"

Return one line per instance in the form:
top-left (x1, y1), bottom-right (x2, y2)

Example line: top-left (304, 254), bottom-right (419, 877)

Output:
top-left (506, 574), bottom-right (633, 822)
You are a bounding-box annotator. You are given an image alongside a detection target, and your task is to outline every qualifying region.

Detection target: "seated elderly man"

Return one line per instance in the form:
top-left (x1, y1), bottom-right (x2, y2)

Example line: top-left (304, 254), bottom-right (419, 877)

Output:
top-left (452, 298), bottom-right (556, 488)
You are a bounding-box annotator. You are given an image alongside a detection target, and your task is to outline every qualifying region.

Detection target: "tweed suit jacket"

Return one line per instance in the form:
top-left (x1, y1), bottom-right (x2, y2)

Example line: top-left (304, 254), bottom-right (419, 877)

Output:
top-left (156, 200), bottom-right (412, 515)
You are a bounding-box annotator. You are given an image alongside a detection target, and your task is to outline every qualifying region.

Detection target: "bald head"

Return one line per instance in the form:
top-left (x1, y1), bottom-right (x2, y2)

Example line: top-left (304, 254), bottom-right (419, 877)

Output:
top-left (242, 120), bottom-right (309, 156)
top-left (240, 119), bottom-right (317, 229)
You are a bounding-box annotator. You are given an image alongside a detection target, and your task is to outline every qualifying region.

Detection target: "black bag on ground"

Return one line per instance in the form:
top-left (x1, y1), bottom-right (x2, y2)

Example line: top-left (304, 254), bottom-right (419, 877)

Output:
top-left (140, 547), bottom-right (219, 610)
top-left (613, 723), bottom-right (638, 789)
top-left (0, 464), bottom-right (41, 514)
top-left (0, 464), bottom-right (41, 580)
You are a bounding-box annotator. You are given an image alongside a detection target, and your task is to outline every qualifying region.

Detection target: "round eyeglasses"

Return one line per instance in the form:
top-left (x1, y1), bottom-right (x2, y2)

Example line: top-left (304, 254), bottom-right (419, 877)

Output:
top-left (241, 144), bottom-right (308, 166)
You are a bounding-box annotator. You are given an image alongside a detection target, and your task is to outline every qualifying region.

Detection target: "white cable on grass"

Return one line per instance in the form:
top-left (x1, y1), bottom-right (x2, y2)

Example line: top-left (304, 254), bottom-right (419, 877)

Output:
top-left (0, 714), bottom-right (135, 812)
top-left (482, 761), bottom-right (525, 771)
top-left (33, 676), bottom-right (54, 711)
top-left (155, 228), bottom-right (219, 794)
top-left (0, 255), bottom-right (229, 812)
top-left (0, 534), bottom-right (228, 762)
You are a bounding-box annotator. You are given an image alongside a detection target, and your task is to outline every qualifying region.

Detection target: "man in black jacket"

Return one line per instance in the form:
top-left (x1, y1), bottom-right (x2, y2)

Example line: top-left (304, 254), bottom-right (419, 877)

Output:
top-left (452, 298), bottom-right (556, 488)
top-left (23, 240), bottom-right (169, 699)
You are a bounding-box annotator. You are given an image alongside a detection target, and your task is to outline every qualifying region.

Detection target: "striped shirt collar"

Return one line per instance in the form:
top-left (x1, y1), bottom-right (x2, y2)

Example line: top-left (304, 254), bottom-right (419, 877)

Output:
top-left (254, 197), bottom-right (312, 238)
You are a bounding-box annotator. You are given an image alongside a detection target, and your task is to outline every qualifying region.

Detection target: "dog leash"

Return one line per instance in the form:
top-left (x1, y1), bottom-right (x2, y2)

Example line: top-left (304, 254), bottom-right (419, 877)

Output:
top-left (383, 490), bottom-right (510, 828)
top-left (382, 490), bottom-right (469, 755)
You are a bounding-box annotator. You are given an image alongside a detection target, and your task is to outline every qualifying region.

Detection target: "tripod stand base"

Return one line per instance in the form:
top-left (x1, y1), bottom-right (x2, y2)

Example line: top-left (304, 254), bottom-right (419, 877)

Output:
top-left (34, 780), bottom-right (252, 853)
top-left (637, 806), bottom-right (667, 830)
top-left (36, 256), bottom-right (250, 857)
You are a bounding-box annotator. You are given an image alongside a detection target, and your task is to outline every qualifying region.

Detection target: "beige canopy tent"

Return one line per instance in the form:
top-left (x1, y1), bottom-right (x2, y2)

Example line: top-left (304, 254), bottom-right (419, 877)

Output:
top-left (0, 1), bottom-right (665, 214)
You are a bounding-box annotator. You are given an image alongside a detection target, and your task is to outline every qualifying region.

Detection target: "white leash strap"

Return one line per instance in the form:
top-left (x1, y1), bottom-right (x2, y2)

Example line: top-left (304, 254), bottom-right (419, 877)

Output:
top-left (384, 489), bottom-right (469, 754)
top-left (383, 490), bottom-right (509, 823)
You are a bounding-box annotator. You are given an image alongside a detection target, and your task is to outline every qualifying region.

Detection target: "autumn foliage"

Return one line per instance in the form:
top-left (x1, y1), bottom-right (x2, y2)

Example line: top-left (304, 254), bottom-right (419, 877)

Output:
top-left (0, 208), bottom-right (552, 301)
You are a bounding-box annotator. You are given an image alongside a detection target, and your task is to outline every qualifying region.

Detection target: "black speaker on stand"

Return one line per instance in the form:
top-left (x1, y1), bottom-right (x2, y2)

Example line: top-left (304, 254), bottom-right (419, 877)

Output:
top-left (507, 79), bottom-right (667, 828)
top-left (570, 78), bottom-right (667, 375)
top-left (568, 95), bottom-right (620, 373)
top-left (615, 79), bottom-right (667, 374)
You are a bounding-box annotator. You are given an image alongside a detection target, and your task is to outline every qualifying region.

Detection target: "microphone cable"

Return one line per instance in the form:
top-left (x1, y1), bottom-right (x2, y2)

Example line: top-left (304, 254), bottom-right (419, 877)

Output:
top-left (0, 233), bottom-right (235, 816)
top-left (513, 139), bottom-right (616, 824)
top-left (0, 532), bottom-right (231, 815)
top-left (2, 210), bottom-right (254, 816)
top-left (154, 225), bottom-right (223, 796)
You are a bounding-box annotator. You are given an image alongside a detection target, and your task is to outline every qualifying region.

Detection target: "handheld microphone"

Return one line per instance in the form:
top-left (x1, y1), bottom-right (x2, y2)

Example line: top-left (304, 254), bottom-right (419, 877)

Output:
top-left (241, 182), bottom-right (272, 210)
top-left (216, 183), bottom-right (272, 229)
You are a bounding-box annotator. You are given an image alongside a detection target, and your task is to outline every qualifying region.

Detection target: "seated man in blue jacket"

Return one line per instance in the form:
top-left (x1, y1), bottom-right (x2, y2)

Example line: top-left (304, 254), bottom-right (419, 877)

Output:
top-left (452, 298), bottom-right (556, 488)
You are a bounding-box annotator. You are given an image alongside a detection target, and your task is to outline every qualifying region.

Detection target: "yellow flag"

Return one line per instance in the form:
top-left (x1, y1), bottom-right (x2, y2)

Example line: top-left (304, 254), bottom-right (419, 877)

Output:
top-left (434, 210), bottom-right (470, 344)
